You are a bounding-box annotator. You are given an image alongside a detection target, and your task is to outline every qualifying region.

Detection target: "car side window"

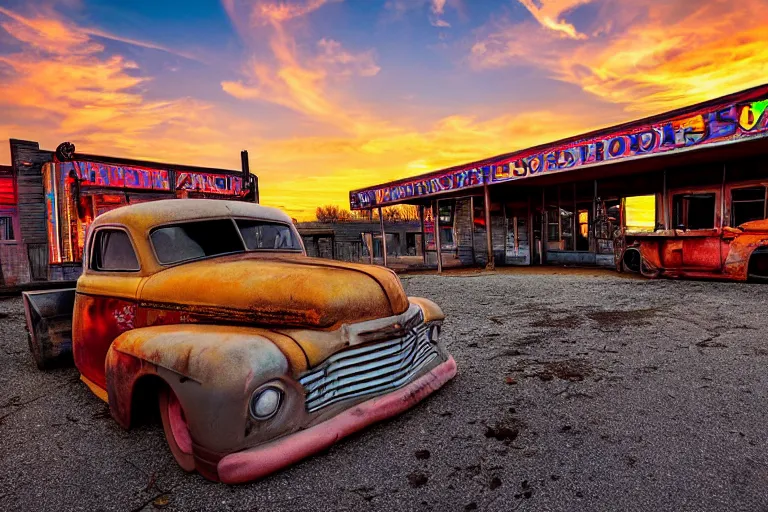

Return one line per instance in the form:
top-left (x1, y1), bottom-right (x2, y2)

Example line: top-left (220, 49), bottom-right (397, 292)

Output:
top-left (90, 229), bottom-right (140, 271)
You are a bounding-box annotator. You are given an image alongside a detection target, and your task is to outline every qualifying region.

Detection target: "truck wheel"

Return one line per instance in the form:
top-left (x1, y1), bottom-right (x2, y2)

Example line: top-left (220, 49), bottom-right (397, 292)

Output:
top-left (159, 387), bottom-right (195, 472)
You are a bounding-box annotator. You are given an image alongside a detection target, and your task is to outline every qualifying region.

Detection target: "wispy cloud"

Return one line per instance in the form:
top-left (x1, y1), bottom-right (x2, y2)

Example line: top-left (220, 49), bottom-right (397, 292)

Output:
top-left (517, 0), bottom-right (590, 39)
top-left (0, 5), bottom-right (253, 164)
top-left (220, 0), bottom-right (383, 133)
top-left (0, 6), bottom-right (201, 61)
top-left (384, 0), bottom-right (456, 27)
top-left (471, 0), bottom-right (768, 113)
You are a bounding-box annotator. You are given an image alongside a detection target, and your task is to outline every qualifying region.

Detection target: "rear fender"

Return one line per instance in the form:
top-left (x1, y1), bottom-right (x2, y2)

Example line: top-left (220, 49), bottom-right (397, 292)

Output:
top-left (106, 324), bottom-right (302, 453)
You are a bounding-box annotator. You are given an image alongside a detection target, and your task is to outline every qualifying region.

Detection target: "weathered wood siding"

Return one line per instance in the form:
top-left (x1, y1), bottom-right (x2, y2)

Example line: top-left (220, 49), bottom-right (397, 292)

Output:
top-left (454, 198), bottom-right (474, 266)
top-left (10, 140), bottom-right (53, 281)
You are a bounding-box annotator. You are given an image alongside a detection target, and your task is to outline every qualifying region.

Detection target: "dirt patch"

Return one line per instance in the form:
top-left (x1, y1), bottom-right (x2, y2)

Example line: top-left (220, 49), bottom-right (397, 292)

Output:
top-left (407, 472), bottom-right (429, 488)
top-left (536, 359), bottom-right (593, 382)
top-left (586, 308), bottom-right (660, 328)
top-left (530, 313), bottom-right (583, 329)
top-left (484, 417), bottom-right (526, 445)
top-left (484, 424), bottom-right (520, 444)
top-left (514, 334), bottom-right (548, 347)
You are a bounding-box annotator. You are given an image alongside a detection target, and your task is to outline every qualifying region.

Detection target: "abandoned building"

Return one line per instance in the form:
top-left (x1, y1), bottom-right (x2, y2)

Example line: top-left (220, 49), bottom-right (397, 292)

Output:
top-left (349, 84), bottom-right (768, 273)
top-left (296, 220), bottom-right (422, 266)
top-left (0, 139), bottom-right (258, 288)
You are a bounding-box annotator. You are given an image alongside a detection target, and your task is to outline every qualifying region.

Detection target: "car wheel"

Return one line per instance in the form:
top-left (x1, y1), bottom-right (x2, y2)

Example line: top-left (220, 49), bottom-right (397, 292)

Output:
top-left (159, 387), bottom-right (195, 472)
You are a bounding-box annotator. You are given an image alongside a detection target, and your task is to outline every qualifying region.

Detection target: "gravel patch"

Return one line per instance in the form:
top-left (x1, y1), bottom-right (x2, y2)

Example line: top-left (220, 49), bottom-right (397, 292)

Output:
top-left (1, 270), bottom-right (767, 511)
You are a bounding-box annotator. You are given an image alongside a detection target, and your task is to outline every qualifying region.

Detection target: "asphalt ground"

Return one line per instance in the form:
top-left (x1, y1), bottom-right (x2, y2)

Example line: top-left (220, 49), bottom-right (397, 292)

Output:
top-left (1, 268), bottom-right (767, 512)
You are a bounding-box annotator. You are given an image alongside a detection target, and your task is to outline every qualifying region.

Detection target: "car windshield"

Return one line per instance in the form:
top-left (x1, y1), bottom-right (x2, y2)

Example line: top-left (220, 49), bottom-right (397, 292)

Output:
top-left (151, 218), bottom-right (302, 265)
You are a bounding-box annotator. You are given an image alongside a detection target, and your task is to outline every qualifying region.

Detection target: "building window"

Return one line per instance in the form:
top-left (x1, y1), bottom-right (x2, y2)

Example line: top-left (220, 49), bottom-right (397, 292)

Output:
top-left (625, 195), bottom-right (656, 232)
top-left (90, 229), bottom-right (140, 271)
top-left (0, 216), bottom-right (14, 241)
top-left (673, 193), bottom-right (716, 230)
top-left (438, 202), bottom-right (455, 249)
top-left (731, 186), bottom-right (766, 226)
top-left (576, 207), bottom-right (590, 251)
top-left (560, 207), bottom-right (574, 251)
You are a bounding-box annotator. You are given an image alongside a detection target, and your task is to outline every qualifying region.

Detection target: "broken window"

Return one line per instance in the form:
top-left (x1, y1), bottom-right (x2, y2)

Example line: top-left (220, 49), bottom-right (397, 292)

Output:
top-left (438, 202), bottom-right (455, 248)
top-left (0, 216), bottom-right (14, 241)
top-left (731, 186), bottom-right (766, 226)
top-left (673, 193), bottom-right (716, 230)
top-left (559, 207), bottom-right (574, 251)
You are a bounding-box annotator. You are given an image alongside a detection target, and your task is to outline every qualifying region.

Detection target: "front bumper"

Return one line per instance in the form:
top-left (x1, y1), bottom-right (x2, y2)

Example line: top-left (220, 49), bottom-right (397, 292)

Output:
top-left (217, 355), bottom-right (457, 484)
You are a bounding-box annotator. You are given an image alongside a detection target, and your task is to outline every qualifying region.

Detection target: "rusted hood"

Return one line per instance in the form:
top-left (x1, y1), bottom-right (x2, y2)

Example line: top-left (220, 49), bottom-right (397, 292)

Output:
top-left (738, 219), bottom-right (768, 232)
top-left (139, 253), bottom-right (409, 330)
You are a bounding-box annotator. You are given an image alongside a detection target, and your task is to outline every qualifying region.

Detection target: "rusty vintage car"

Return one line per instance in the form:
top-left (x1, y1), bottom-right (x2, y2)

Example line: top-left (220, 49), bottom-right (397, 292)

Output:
top-left (22, 199), bottom-right (457, 483)
top-left (619, 219), bottom-right (768, 281)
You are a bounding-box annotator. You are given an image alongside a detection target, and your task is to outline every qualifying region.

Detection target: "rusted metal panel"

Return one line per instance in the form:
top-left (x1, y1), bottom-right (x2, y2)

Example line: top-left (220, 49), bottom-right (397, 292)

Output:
top-left (625, 218), bottom-right (768, 281)
top-left (22, 288), bottom-right (75, 369)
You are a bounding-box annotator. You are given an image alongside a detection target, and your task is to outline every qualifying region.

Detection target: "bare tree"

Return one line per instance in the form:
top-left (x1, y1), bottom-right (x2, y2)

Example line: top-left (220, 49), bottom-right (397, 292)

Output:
top-left (315, 204), bottom-right (353, 223)
top-left (381, 205), bottom-right (420, 223)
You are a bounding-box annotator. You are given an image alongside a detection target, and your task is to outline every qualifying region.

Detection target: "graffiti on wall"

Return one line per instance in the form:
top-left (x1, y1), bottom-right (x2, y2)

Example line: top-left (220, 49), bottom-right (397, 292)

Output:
top-left (64, 161), bottom-right (171, 190)
top-left (175, 172), bottom-right (243, 195)
top-left (423, 205), bottom-right (436, 251)
top-left (350, 93), bottom-right (768, 210)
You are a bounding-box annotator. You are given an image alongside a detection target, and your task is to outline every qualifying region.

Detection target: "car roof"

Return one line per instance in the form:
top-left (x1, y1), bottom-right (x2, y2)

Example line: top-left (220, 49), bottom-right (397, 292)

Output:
top-left (92, 199), bottom-right (293, 234)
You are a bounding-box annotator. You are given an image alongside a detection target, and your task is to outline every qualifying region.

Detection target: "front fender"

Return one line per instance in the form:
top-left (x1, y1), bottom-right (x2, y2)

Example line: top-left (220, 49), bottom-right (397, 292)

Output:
top-left (408, 297), bottom-right (445, 323)
top-left (106, 324), bottom-right (305, 453)
top-left (723, 235), bottom-right (768, 279)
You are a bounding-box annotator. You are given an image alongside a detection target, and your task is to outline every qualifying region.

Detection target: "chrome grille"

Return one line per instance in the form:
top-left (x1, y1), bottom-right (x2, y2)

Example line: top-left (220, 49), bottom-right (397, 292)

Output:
top-left (299, 322), bottom-right (438, 413)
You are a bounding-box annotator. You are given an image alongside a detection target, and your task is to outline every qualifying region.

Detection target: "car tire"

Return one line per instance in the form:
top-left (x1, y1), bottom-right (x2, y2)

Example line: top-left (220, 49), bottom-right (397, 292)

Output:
top-left (159, 387), bottom-right (196, 472)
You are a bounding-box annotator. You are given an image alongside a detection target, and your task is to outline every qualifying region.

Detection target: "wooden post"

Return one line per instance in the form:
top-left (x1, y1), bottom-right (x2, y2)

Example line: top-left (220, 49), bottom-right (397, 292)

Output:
top-left (469, 196), bottom-right (476, 265)
top-left (434, 200), bottom-right (443, 274)
top-left (419, 205), bottom-right (427, 264)
top-left (720, 164), bottom-right (727, 229)
top-left (540, 188), bottom-right (546, 265)
top-left (527, 193), bottom-right (533, 266)
top-left (378, 206), bottom-right (387, 268)
top-left (593, 180), bottom-right (598, 253)
top-left (662, 170), bottom-right (670, 229)
top-left (484, 182), bottom-right (494, 270)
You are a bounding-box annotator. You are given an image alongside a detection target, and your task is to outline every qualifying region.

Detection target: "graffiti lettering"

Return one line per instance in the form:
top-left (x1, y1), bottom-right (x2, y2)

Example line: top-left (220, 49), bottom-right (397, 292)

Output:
top-left (175, 172), bottom-right (243, 196)
top-left (349, 94), bottom-right (768, 210)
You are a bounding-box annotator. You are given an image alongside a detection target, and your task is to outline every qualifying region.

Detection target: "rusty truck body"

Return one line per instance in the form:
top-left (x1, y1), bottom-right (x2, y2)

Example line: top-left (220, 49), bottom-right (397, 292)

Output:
top-left (22, 199), bottom-right (456, 483)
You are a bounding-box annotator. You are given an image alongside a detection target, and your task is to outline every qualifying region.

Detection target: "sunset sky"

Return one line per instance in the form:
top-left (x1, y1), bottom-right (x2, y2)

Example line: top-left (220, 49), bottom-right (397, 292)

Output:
top-left (1, 0), bottom-right (767, 219)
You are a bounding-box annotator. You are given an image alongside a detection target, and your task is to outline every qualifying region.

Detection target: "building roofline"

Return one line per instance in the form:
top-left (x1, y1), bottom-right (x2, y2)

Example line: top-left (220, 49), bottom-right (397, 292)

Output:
top-left (350, 83), bottom-right (768, 195)
top-left (7, 139), bottom-right (252, 176)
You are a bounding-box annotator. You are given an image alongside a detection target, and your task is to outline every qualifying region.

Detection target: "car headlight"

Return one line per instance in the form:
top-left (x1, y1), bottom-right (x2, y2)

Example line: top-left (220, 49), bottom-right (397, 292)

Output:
top-left (428, 324), bottom-right (440, 344)
top-left (250, 386), bottom-right (282, 420)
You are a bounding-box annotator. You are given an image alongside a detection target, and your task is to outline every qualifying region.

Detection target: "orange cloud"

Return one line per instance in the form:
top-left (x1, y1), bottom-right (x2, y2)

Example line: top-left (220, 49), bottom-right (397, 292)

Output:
top-left (517, 0), bottom-right (591, 39)
top-left (220, 0), bottom-right (383, 134)
top-left (471, 0), bottom-right (768, 113)
top-left (0, 6), bottom-right (257, 169)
